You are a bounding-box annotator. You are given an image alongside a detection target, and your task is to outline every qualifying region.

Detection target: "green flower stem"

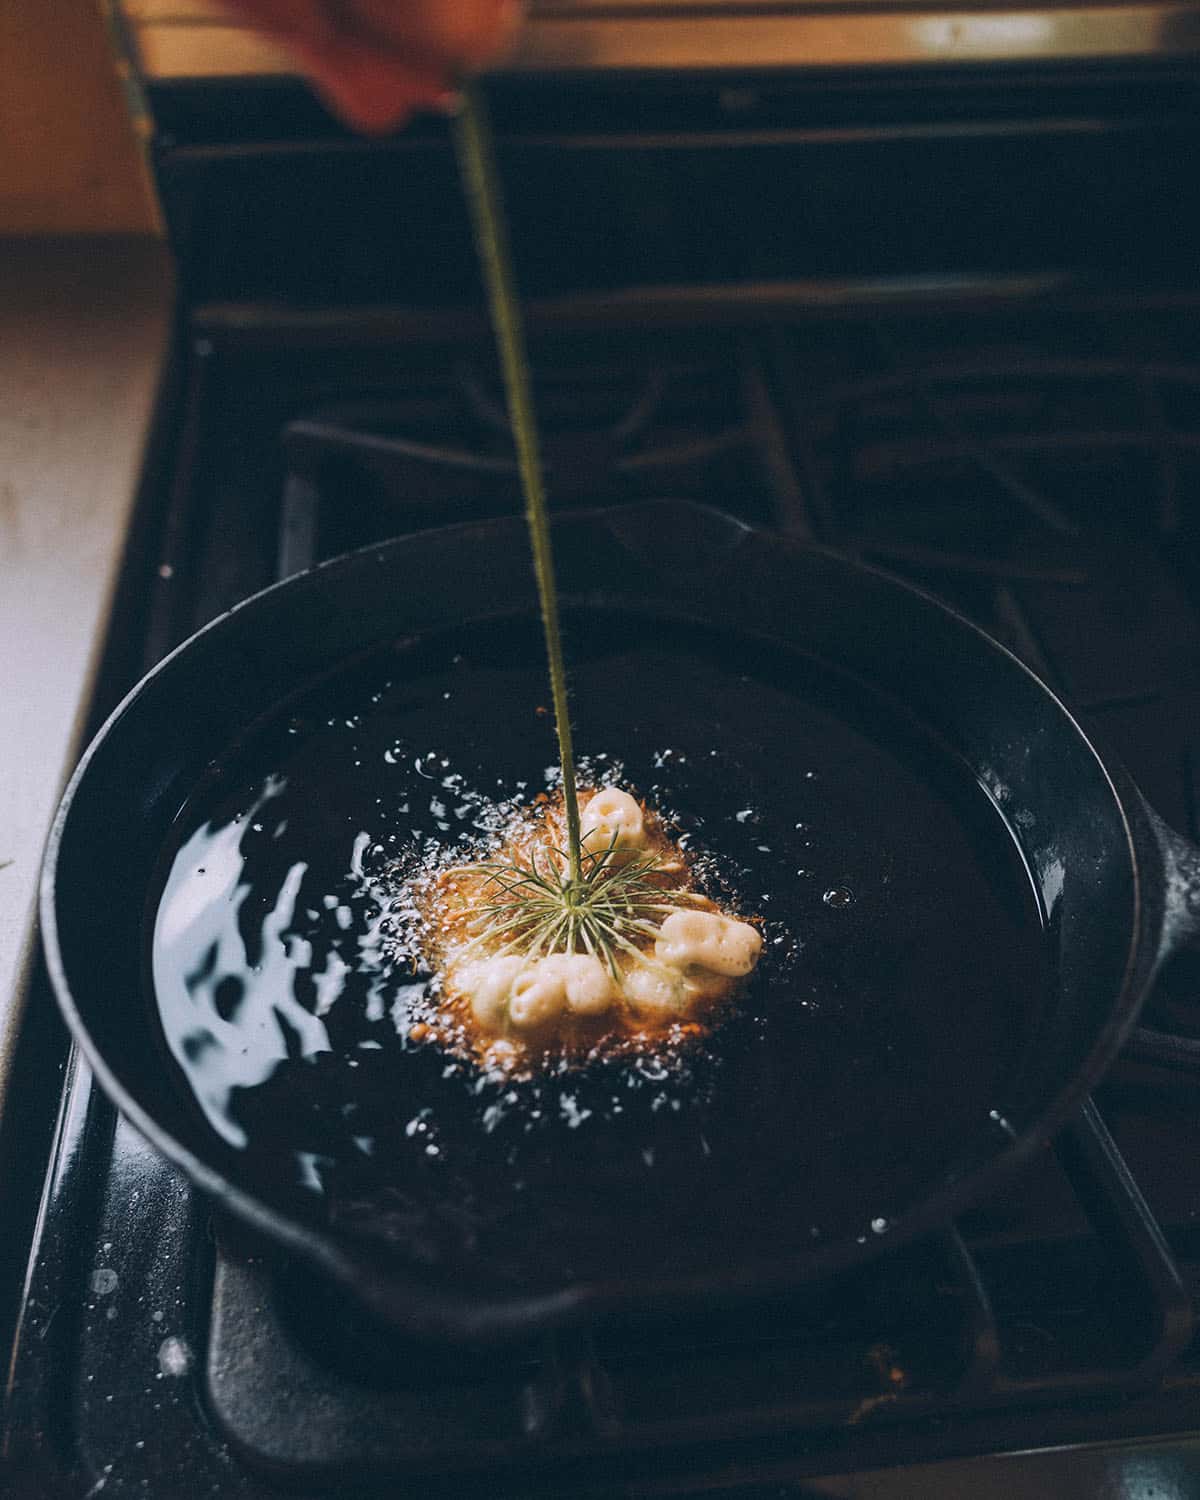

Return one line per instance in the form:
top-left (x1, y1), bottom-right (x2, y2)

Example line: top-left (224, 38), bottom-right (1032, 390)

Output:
top-left (453, 86), bottom-right (583, 884)
top-left (463, 837), bottom-right (703, 979)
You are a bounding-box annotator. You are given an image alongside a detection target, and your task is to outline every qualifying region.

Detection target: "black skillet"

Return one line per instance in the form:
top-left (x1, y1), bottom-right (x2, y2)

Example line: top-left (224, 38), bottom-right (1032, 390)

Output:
top-left (42, 501), bottom-right (1200, 1342)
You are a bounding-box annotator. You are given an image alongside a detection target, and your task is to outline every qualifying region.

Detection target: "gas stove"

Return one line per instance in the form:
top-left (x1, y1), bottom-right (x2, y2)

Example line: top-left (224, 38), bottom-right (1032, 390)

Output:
top-left (5, 293), bottom-right (1200, 1497)
top-left (7, 45), bottom-right (1200, 1500)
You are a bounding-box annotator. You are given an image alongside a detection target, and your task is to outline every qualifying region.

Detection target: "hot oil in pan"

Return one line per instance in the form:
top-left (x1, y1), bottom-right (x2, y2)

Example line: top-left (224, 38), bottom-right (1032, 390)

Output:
top-left (150, 612), bottom-right (1050, 1290)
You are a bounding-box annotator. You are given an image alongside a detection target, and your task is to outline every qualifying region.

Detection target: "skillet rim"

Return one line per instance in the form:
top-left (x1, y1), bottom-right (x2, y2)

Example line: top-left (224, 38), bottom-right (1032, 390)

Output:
top-left (38, 500), bottom-right (1146, 1340)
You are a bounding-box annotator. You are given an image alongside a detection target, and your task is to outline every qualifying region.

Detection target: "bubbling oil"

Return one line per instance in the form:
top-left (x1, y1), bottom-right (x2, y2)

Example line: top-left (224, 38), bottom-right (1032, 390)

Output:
top-left (149, 613), bottom-right (1050, 1291)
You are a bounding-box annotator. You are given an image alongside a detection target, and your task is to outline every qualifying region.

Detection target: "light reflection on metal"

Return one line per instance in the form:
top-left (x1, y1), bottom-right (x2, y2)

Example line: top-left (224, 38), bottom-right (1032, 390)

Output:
top-left (1116, 1454), bottom-right (1197, 1500)
top-left (116, 0), bottom-right (1200, 78)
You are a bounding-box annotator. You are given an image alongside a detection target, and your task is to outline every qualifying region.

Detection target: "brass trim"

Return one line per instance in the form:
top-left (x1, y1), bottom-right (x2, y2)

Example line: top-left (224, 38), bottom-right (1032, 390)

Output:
top-left (122, 4), bottom-right (1200, 78)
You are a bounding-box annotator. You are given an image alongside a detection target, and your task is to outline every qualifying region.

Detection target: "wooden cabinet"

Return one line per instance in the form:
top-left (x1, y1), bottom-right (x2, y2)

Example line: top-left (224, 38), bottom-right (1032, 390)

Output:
top-left (0, 0), bottom-right (158, 234)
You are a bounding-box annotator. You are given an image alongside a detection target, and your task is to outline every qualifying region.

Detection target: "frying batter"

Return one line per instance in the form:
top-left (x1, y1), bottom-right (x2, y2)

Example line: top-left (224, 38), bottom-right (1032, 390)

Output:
top-left (411, 787), bottom-right (762, 1065)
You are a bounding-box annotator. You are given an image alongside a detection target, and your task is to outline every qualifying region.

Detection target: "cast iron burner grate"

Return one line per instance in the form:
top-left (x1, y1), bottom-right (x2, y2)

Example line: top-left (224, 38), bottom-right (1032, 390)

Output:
top-left (198, 1102), bottom-right (1190, 1481)
top-left (276, 347), bottom-right (800, 577)
top-left (9, 309), bottom-right (1200, 1497)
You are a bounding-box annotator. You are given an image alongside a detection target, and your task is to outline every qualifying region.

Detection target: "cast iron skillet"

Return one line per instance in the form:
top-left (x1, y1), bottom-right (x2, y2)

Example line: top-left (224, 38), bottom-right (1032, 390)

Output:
top-left (42, 501), bottom-right (1200, 1342)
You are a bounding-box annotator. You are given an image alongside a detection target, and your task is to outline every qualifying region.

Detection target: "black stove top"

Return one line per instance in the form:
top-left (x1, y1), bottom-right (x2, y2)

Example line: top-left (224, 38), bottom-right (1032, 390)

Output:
top-left (7, 299), bottom-right (1200, 1498)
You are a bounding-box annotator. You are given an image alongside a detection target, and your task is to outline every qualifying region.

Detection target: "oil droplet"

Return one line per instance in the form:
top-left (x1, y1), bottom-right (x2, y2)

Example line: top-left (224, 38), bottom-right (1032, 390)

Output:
top-left (989, 1108), bottom-right (1017, 1139)
top-left (823, 887), bottom-right (854, 909)
top-left (871, 1217), bottom-right (888, 1235)
top-left (157, 1335), bottom-right (193, 1379)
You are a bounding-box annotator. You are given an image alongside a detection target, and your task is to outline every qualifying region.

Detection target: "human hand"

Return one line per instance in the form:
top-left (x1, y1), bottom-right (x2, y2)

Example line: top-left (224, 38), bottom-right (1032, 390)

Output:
top-left (216, 1), bottom-right (522, 132)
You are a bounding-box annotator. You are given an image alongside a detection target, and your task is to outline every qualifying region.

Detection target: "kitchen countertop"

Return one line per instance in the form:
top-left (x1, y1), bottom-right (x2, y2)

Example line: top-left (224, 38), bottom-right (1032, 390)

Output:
top-left (0, 236), bottom-right (173, 1122)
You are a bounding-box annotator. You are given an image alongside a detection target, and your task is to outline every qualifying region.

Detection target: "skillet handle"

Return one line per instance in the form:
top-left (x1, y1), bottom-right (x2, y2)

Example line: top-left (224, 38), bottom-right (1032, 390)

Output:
top-left (1125, 810), bottom-right (1200, 1072)
top-left (1151, 813), bottom-right (1200, 961)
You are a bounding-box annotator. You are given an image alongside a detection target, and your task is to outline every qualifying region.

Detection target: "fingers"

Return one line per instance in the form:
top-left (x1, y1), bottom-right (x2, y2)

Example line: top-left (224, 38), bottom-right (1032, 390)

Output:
top-left (287, 31), bottom-right (452, 133)
top-left (214, 1), bottom-right (523, 131)
top-left (344, 0), bottom-right (524, 73)
top-left (217, 0), bottom-right (337, 47)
